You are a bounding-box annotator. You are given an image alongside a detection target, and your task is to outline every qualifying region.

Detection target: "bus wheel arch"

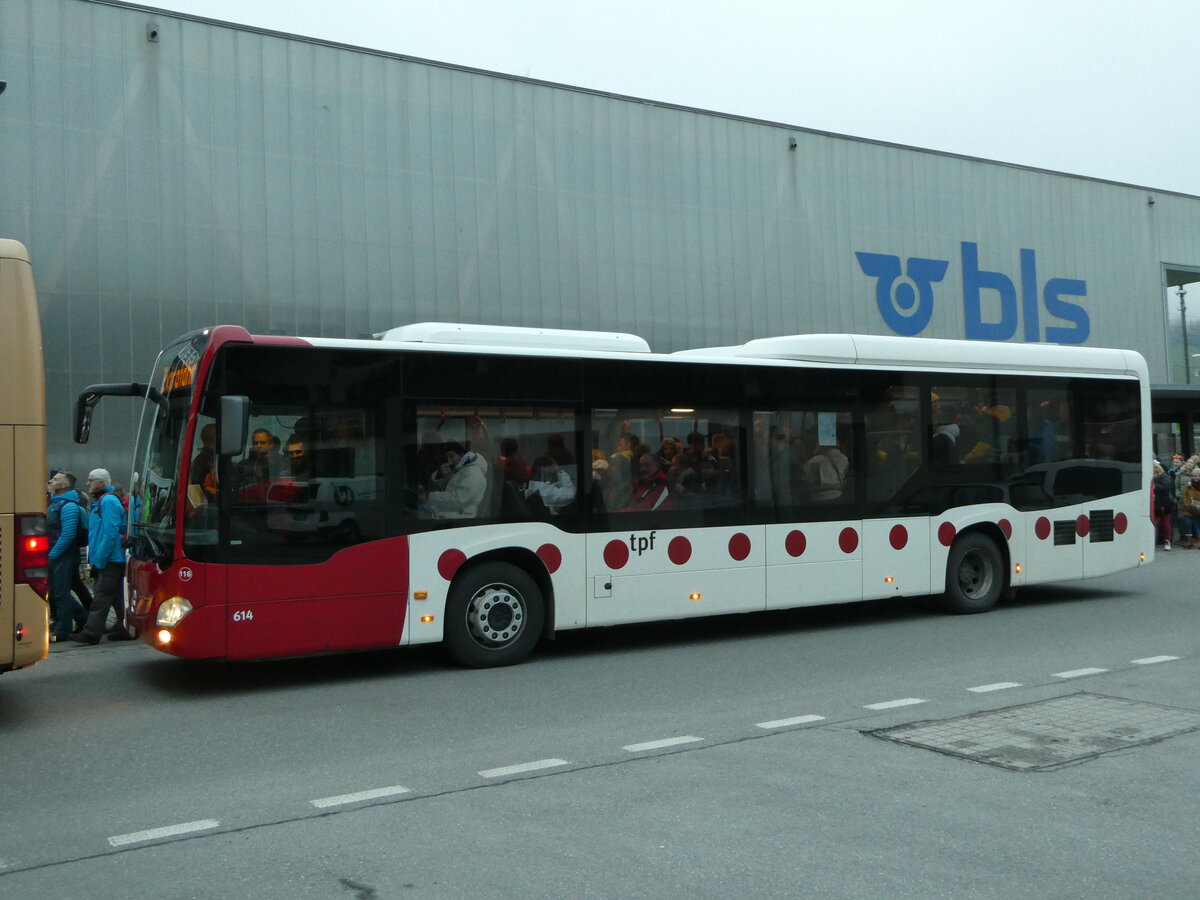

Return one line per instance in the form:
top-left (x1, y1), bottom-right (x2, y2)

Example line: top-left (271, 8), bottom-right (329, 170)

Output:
top-left (940, 527), bottom-right (1007, 615)
top-left (443, 553), bottom-right (549, 668)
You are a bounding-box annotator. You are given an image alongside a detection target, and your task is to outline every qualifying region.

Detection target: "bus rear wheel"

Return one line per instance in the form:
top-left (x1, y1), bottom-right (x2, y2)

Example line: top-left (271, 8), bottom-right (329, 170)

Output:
top-left (444, 562), bottom-right (544, 668)
top-left (941, 533), bottom-right (1004, 614)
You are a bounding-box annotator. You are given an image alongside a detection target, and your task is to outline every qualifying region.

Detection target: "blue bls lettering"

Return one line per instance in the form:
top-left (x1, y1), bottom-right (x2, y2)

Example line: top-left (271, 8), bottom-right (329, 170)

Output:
top-left (961, 242), bottom-right (1089, 344)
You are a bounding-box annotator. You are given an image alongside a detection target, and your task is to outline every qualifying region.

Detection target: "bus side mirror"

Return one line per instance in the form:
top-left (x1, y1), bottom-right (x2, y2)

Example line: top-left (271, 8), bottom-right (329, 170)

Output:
top-left (218, 396), bottom-right (250, 457)
top-left (74, 382), bottom-right (165, 444)
top-left (74, 392), bottom-right (101, 444)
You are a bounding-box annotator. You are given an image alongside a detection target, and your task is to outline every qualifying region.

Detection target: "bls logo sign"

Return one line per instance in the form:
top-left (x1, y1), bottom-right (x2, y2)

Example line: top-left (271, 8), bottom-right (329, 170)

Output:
top-left (856, 242), bottom-right (1089, 344)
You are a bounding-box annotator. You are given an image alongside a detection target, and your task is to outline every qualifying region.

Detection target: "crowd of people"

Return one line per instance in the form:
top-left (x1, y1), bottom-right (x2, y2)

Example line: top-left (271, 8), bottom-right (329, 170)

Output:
top-left (1152, 452), bottom-right (1200, 552)
top-left (411, 424), bottom-right (763, 521)
top-left (44, 467), bottom-right (134, 645)
top-left (594, 430), bottom-right (743, 513)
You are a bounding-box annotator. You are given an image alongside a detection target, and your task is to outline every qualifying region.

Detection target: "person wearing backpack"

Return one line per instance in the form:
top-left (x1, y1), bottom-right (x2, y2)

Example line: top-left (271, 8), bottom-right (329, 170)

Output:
top-left (70, 468), bottom-right (133, 644)
top-left (60, 471), bottom-right (95, 613)
top-left (46, 471), bottom-right (89, 641)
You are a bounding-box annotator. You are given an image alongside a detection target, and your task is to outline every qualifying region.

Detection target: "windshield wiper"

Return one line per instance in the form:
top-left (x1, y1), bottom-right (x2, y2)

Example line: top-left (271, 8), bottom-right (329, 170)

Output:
top-left (130, 521), bottom-right (171, 567)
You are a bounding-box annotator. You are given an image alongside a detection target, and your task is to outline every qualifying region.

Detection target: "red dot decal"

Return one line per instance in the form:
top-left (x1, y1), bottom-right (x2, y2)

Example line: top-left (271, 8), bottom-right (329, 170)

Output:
top-left (729, 533), bottom-right (752, 561)
top-left (536, 543), bottom-right (562, 574)
top-left (1114, 513), bottom-right (1128, 534)
top-left (1035, 517), bottom-right (1051, 540)
top-left (668, 536), bottom-right (692, 565)
top-left (998, 519), bottom-right (1013, 540)
top-left (437, 548), bottom-right (466, 581)
top-left (938, 522), bottom-right (957, 547)
top-left (604, 539), bottom-right (630, 570)
top-left (839, 527), bottom-right (859, 554)
top-left (1076, 515), bottom-right (1090, 538)
top-left (785, 530), bottom-right (807, 557)
top-left (889, 524), bottom-right (908, 550)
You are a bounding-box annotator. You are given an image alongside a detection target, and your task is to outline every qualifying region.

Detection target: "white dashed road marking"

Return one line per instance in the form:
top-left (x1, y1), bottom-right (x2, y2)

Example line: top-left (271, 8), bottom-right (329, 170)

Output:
top-left (967, 682), bottom-right (1023, 693)
top-left (1132, 655), bottom-right (1179, 665)
top-left (478, 758), bottom-right (569, 778)
top-left (108, 819), bottom-right (220, 847)
top-left (1052, 667), bottom-right (1108, 679)
top-left (622, 736), bottom-right (703, 752)
top-left (755, 714), bottom-right (826, 730)
top-left (864, 698), bottom-right (926, 710)
top-left (311, 785), bottom-right (412, 808)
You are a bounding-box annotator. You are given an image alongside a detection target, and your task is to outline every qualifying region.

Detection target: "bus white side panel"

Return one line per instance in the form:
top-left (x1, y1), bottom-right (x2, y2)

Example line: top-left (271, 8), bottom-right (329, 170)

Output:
top-left (861, 518), bottom-right (932, 600)
top-left (586, 527), bottom-right (766, 626)
top-left (763, 521), bottom-right (863, 609)
top-left (1022, 511), bottom-right (1085, 583)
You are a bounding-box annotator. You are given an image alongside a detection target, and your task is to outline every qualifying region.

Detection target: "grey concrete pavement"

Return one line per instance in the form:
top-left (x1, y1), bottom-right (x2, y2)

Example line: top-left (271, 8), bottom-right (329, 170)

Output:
top-left (1, 554), bottom-right (1197, 897)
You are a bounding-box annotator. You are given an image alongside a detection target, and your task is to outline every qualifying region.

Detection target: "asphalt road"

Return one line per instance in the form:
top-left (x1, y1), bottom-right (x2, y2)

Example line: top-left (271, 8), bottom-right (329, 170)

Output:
top-left (2, 552), bottom-right (1198, 899)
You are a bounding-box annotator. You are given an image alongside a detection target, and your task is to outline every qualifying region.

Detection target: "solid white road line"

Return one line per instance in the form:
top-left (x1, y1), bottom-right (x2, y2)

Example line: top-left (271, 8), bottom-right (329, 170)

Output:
top-left (108, 819), bottom-right (220, 847)
top-left (864, 698), bottom-right (926, 710)
top-left (755, 714), bottom-right (826, 730)
top-left (1052, 667), bottom-right (1108, 679)
top-left (311, 785), bottom-right (412, 808)
top-left (967, 682), bottom-right (1023, 693)
top-left (1131, 655), bottom-right (1180, 665)
top-left (478, 758), bottom-right (569, 778)
top-left (622, 736), bottom-right (703, 752)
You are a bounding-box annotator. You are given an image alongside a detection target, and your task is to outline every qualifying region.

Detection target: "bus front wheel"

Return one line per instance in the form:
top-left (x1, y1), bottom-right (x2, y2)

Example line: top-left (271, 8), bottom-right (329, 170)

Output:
top-left (444, 562), bottom-right (544, 668)
top-left (941, 533), bottom-right (1004, 614)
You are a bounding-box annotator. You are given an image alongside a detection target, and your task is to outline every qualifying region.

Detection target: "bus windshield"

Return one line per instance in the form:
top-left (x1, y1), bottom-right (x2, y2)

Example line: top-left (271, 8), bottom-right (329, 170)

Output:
top-left (129, 334), bottom-right (206, 564)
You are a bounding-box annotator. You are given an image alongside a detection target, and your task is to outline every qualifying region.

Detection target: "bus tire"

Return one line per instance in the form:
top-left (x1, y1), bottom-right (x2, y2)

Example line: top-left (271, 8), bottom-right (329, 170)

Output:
top-left (444, 562), bottom-right (544, 668)
top-left (941, 533), bottom-right (1004, 615)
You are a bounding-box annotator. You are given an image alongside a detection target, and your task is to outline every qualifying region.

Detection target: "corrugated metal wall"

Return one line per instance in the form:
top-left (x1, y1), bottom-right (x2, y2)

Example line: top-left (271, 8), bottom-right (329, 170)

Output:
top-left (2, 0), bottom-right (1199, 471)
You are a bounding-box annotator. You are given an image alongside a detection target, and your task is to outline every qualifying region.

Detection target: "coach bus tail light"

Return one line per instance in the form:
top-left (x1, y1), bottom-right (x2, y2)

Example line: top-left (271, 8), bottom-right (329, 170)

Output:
top-left (156, 595), bottom-right (193, 628)
top-left (15, 514), bottom-right (50, 598)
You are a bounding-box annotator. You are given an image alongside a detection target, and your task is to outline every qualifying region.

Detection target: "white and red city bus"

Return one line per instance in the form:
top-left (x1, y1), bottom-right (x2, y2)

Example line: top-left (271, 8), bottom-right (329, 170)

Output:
top-left (75, 323), bottom-right (1151, 666)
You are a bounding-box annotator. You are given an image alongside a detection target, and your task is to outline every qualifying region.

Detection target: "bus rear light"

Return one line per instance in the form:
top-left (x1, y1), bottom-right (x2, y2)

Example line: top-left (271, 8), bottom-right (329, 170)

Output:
top-left (689, 593), bottom-right (701, 601)
top-left (15, 623), bottom-right (26, 641)
top-left (884, 576), bottom-right (894, 583)
top-left (157, 629), bottom-right (173, 645)
top-left (1014, 563), bottom-right (1021, 574)
top-left (1139, 552), bottom-right (1146, 563)
top-left (15, 514), bottom-right (50, 597)
top-left (156, 596), bottom-right (193, 628)
top-left (420, 615), bottom-right (435, 623)
top-left (414, 591), bottom-right (428, 600)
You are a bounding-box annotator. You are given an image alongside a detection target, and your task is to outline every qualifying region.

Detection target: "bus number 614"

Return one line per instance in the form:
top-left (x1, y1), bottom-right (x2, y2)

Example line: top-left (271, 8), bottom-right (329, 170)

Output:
top-left (232, 610), bottom-right (254, 622)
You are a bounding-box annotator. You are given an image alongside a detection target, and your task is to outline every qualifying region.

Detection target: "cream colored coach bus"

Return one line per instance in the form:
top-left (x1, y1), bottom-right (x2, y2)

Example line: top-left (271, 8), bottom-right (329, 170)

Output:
top-left (0, 239), bottom-right (49, 673)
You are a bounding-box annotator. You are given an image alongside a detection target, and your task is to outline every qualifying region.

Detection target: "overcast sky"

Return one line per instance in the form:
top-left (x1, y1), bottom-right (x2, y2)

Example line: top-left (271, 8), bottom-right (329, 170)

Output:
top-left (160, 0), bottom-right (1199, 197)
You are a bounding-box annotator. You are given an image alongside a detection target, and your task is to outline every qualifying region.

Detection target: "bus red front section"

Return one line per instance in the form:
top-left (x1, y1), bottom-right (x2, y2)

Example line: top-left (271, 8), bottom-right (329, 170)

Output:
top-left (127, 536), bottom-right (410, 660)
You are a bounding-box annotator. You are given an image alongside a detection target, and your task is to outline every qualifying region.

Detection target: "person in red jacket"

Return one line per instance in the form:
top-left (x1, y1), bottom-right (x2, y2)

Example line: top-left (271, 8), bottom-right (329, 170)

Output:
top-left (621, 453), bottom-right (672, 512)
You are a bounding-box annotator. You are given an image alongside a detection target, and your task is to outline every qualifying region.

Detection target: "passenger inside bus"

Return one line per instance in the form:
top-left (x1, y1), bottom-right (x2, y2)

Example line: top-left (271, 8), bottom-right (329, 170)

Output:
top-left (620, 452), bottom-right (672, 512)
top-left (285, 434), bottom-right (310, 480)
top-left (420, 442), bottom-right (489, 519)
top-left (237, 428), bottom-right (281, 487)
top-left (523, 455), bottom-right (576, 514)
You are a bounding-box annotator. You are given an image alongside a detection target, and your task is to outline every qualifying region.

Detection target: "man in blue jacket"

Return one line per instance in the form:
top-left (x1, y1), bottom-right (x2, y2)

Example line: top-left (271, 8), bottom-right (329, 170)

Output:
top-left (46, 471), bottom-right (88, 641)
top-left (70, 468), bottom-right (133, 644)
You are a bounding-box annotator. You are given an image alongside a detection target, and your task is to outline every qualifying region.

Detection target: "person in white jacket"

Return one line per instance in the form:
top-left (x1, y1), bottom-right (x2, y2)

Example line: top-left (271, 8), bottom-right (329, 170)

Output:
top-left (422, 442), bottom-right (489, 518)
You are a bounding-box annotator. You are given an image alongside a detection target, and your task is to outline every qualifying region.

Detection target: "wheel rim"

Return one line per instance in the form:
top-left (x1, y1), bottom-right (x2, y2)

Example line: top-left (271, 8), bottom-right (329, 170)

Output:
top-left (957, 549), bottom-right (994, 599)
top-left (464, 581), bottom-right (526, 648)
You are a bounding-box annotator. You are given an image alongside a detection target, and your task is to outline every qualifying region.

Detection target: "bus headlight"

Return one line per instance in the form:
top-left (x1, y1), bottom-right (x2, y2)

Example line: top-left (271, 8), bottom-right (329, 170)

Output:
top-left (156, 596), bottom-right (193, 628)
